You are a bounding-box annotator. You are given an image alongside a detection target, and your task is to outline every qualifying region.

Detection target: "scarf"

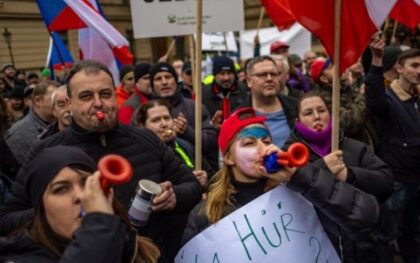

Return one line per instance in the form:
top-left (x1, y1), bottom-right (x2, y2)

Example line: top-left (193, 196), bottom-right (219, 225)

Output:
top-left (295, 120), bottom-right (332, 157)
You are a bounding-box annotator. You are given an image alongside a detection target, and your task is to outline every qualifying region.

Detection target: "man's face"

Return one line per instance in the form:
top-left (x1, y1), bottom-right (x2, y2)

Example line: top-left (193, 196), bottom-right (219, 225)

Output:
top-left (10, 98), bottom-right (24, 110)
top-left (123, 74), bottom-right (135, 93)
top-left (181, 70), bottom-right (193, 87)
top-left (136, 74), bottom-right (152, 96)
top-left (172, 60), bottom-right (184, 77)
top-left (28, 77), bottom-right (40, 85)
top-left (247, 60), bottom-right (280, 100)
top-left (215, 71), bottom-right (235, 89)
top-left (153, 72), bottom-right (177, 98)
top-left (271, 47), bottom-right (289, 56)
top-left (319, 64), bottom-right (333, 85)
top-left (397, 56), bottom-right (420, 86)
top-left (36, 86), bottom-right (56, 123)
top-left (303, 51), bottom-right (317, 71)
top-left (69, 70), bottom-right (118, 133)
top-left (273, 58), bottom-right (290, 93)
top-left (4, 66), bottom-right (16, 79)
top-left (53, 89), bottom-right (71, 129)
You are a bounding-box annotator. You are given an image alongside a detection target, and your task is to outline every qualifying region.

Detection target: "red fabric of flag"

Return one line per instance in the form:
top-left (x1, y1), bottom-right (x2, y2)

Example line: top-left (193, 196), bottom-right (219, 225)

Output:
top-left (389, 0), bottom-right (420, 29)
top-left (260, 0), bottom-right (296, 30)
top-left (289, 0), bottom-right (388, 74)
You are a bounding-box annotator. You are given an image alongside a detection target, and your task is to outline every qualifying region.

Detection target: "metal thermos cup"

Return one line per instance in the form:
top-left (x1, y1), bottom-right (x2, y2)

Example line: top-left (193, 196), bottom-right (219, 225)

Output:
top-left (128, 179), bottom-right (162, 227)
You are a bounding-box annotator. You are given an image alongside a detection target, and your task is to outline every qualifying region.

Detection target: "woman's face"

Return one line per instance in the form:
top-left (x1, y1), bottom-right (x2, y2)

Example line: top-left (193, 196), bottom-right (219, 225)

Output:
top-left (227, 124), bottom-right (272, 182)
top-left (298, 96), bottom-right (330, 132)
top-left (42, 167), bottom-right (90, 239)
top-left (144, 105), bottom-right (175, 143)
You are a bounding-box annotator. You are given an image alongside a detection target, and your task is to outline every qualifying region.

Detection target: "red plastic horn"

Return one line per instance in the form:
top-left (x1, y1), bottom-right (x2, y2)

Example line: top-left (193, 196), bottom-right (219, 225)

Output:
top-left (98, 155), bottom-right (133, 194)
top-left (287, 142), bottom-right (310, 167)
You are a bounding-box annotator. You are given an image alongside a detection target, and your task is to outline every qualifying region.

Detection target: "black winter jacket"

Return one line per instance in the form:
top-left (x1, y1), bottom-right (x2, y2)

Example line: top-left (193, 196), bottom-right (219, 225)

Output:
top-left (0, 122), bottom-right (202, 262)
top-left (365, 66), bottom-right (420, 183)
top-left (284, 130), bottom-right (393, 262)
top-left (284, 130), bottom-right (393, 203)
top-left (0, 213), bottom-right (127, 263)
top-left (181, 164), bottom-right (380, 261)
top-left (202, 81), bottom-right (249, 119)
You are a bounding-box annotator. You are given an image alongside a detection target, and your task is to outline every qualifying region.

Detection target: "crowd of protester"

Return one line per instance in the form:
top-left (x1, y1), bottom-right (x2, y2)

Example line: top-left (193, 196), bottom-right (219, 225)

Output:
top-left (0, 29), bottom-right (418, 263)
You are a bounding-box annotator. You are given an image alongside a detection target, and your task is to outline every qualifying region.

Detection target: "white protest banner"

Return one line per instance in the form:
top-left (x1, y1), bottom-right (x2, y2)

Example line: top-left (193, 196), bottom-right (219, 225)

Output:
top-left (175, 185), bottom-right (341, 263)
top-left (202, 32), bottom-right (238, 52)
top-left (130, 0), bottom-right (244, 38)
top-left (239, 24), bottom-right (311, 60)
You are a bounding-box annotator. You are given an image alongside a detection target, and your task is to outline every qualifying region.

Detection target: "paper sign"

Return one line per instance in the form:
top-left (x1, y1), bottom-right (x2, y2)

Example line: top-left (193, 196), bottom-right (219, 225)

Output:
top-left (176, 185), bottom-right (341, 263)
top-left (240, 24), bottom-right (311, 60)
top-left (202, 32), bottom-right (238, 52)
top-left (130, 0), bottom-right (244, 38)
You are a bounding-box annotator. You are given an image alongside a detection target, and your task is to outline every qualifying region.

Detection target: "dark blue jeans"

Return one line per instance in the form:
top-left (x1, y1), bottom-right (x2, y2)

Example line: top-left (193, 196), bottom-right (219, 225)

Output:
top-left (378, 181), bottom-right (420, 263)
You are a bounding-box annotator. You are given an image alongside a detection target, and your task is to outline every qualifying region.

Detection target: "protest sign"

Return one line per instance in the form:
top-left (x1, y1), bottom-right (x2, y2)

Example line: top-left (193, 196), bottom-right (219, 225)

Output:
top-left (176, 185), bottom-right (340, 263)
top-left (239, 24), bottom-right (311, 59)
top-left (130, 0), bottom-right (244, 38)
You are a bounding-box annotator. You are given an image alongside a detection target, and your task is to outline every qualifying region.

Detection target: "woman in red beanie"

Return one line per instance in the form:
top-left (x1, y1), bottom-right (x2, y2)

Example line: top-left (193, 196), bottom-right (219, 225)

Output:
top-left (182, 107), bottom-right (380, 262)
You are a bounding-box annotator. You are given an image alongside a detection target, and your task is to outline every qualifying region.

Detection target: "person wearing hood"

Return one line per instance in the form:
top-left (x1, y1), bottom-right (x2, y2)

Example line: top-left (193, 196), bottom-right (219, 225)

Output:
top-left (0, 145), bottom-right (160, 263)
top-left (149, 62), bottom-right (219, 170)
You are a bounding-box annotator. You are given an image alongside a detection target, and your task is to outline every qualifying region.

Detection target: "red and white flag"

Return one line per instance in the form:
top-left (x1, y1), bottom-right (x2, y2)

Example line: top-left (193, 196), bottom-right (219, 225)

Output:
top-left (289, 0), bottom-right (398, 74)
top-left (260, 0), bottom-right (296, 30)
top-left (63, 0), bottom-right (133, 84)
top-left (389, 0), bottom-right (420, 29)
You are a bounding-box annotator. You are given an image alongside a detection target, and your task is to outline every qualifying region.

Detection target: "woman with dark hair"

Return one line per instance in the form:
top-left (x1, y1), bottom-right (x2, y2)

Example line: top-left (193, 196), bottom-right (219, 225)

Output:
top-left (136, 100), bottom-right (215, 189)
top-left (0, 146), bottom-right (160, 263)
top-left (182, 107), bottom-right (381, 262)
top-left (283, 91), bottom-right (393, 262)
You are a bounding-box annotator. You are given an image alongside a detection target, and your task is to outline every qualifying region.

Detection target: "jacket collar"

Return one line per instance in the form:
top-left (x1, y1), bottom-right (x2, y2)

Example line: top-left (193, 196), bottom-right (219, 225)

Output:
top-left (70, 120), bottom-right (119, 145)
top-left (390, 79), bottom-right (417, 102)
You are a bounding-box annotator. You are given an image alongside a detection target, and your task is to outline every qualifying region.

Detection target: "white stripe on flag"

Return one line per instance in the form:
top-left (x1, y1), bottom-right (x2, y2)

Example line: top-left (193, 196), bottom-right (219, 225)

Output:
top-left (63, 0), bottom-right (128, 48)
top-left (364, 0), bottom-right (398, 28)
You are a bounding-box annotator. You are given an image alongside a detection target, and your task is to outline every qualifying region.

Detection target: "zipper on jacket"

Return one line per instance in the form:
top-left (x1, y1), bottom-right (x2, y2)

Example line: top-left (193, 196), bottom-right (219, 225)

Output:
top-left (339, 235), bottom-right (344, 261)
top-left (415, 101), bottom-right (419, 119)
top-left (100, 134), bottom-right (107, 147)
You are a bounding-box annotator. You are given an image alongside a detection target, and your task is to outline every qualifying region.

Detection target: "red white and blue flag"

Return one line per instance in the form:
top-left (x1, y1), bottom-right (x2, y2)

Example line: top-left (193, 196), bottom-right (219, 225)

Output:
top-left (46, 32), bottom-right (74, 71)
top-left (36, 0), bottom-right (134, 84)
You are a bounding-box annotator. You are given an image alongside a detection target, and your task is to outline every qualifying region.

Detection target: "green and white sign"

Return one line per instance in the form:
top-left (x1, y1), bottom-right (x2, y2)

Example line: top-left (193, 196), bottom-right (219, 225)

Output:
top-left (130, 0), bottom-right (244, 38)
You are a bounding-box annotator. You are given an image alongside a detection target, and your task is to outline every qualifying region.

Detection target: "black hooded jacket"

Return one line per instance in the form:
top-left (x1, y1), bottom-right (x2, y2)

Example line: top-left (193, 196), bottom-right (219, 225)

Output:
top-left (284, 130), bottom-right (393, 262)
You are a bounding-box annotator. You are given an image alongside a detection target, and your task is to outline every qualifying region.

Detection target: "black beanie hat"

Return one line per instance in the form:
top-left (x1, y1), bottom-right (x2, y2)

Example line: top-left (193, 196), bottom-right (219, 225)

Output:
top-left (383, 46), bottom-right (403, 72)
top-left (134, 63), bottom-right (151, 83)
top-left (149, 62), bottom-right (178, 89)
top-left (212, 56), bottom-right (235, 76)
top-left (119, 65), bottom-right (134, 82)
top-left (25, 146), bottom-right (96, 210)
top-left (10, 86), bottom-right (25, 99)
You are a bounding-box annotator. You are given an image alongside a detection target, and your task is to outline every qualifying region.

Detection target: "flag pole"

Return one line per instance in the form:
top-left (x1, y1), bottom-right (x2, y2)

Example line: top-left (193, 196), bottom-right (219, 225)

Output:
top-left (254, 7), bottom-right (265, 48)
top-left (189, 35), bottom-right (196, 94)
top-left (331, 0), bottom-right (342, 152)
top-left (48, 31), bottom-right (66, 69)
top-left (164, 38), bottom-right (177, 59)
top-left (194, 0), bottom-right (203, 170)
top-left (391, 21), bottom-right (399, 46)
top-left (382, 18), bottom-right (390, 41)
